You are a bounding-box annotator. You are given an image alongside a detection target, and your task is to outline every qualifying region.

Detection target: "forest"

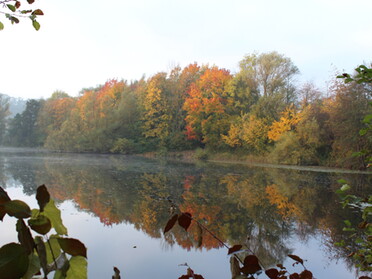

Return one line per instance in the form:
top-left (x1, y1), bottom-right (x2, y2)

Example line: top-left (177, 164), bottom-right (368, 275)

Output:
top-left (0, 51), bottom-right (371, 170)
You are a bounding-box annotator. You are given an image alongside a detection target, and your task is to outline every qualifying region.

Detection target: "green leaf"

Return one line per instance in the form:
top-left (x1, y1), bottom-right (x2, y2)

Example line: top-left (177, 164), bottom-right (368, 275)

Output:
top-left (28, 215), bottom-right (52, 235)
top-left (359, 128), bottom-right (368, 136)
top-left (0, 243), bottom-right (29, 279)
top-left (32, 20), bottom-right (40, 31)
top-left (0, 22), bottom-right (4, 31)
top-left (7, 4), bottom-right (16, 12)
top-left (4, 200), bottom-right (31, 219)
top-left (58, 238), bottom-right (87, 258)
top-left (340, 184), bottom-right (351, 192)
top-left (44, 199), bottom-right (68, 235)
top-left (344, 220), bottom-right (352, 227)
top-left (36, 185), bottom-right (50, 212)
top-left (66, 256), bottom-right (87, 279)
top-left (22, 253), bottom-right (41, 279)
top-left (46, 235), bottom-right (61, 265)
top-left (337, 179), bottom-right (348, 184)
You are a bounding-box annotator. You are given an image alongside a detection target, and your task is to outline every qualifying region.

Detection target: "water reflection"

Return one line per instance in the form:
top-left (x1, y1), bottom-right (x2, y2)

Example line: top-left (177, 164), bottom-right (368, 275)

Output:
top-left (0, 149), bottom-right (371, 277)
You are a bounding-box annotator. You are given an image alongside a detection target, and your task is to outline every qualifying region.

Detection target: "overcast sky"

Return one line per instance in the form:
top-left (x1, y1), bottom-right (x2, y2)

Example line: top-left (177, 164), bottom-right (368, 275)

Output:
top-left (0, 0), bottom-right (371, 99)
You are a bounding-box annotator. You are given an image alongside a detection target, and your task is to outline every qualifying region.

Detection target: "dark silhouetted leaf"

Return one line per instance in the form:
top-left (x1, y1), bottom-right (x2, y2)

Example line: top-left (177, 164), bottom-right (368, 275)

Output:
top-left (265, 268), bottom-right (279, 279)
top-left (34, 237), bottom-right (48, 276)
top-left (32, 20), bottom-right (40, 31)
top-left (299, 270), bottom-right (313, 279)
top-left (4, 200), bottom-right (31, 219)
top-left (359, 277), bottom-right (372, 279)
top-left (290, 273), bottom-right (300, 279)
top-left (228, 244), bottom-right (243, 255)
top-left (164, 214), bottom-right (178, 234)
top-left (194, 275), bottom-right (204, 279)
top-left (32, 9), bottom-right (44, 15)
top-left (23, 253), bottom-right (41, 279)
top-left (0, 243), bottom-right (29, 279)
top-left (27, 0), bottom-right (35, 4)
top-left (0, 187), bottom-right (11, 221)
top-left (28, 215), bottom-right (52, 235)
top-left (288, 254), bottom-right (304, 265)
top-left (58, 238), bottom-right (87, 258)
top-left (241, 255), bottom-right (261, 275)
top-left (36, 185), bottom-right (50, 212)
top-left (178, 212), bottom-right (192, 231)
top-left (113, 266), bottom-right (120, 279)
top-left (16, 219), bottom-right (35, 254)
top-left (178, 276), bottom-right (189, 279)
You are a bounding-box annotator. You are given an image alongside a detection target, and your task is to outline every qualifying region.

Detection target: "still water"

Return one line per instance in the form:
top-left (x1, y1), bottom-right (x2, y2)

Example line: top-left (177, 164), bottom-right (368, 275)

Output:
top-left (0, 148), bottom-right (371, 279)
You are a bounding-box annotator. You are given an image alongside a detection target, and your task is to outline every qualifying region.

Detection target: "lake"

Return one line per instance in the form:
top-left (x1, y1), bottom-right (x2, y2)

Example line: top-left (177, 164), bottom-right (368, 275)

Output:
top-left (0, 148), bottom-right (371, 279)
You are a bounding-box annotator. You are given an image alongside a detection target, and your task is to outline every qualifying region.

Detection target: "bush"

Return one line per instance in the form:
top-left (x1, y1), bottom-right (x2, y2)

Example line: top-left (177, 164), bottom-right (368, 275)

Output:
top-left (110, 138), bottom-right (136, 154)
top-left (194, 148), bottom-right (208, 161)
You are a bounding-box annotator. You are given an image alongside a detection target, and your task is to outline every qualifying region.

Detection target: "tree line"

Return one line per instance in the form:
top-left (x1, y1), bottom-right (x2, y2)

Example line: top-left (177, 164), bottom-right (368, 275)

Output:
top-left (1, 51), bottom-right (371, 169)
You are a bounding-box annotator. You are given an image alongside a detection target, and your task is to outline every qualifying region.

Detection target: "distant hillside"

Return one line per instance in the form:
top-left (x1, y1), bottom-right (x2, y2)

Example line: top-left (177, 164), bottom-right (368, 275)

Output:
top-left (0, 93), bottom-right (27, 117)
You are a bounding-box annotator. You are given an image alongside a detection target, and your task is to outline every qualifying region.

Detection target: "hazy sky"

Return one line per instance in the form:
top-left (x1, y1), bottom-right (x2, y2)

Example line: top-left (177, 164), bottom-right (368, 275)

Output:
top-left (1, 0), bottom-right (371, 99)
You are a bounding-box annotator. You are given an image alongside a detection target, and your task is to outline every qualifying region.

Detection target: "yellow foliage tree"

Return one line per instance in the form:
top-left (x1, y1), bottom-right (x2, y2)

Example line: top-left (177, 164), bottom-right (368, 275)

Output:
top-left (268, 105), bottom-right (302, 141)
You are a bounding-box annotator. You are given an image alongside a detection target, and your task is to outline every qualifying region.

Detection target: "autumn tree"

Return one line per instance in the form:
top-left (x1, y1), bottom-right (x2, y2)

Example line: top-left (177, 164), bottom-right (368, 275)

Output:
top-left (183, 66), bottom-right (233, 147)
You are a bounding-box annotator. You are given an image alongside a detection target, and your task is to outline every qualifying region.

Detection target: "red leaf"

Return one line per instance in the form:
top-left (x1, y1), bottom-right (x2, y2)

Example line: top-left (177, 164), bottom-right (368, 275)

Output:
top-left (288, 254), bottom-right (304, 265)
top-left (228, 244), bottom-right (242, 255)
top-left (299, 270), bottom-right (313, 279)
top-left (36, 185), bottom-right (50, 212)
top-left (32, 9), bottom-right (44, 15)
top-left (194, 275), bottom-right (204, 279)
top-left (164, 214), bottom-right (178, 234)
top-left (265, 268), bottom-right (279, 279)
top-left (15, 1), bottom-right (21, 9)
top-left (241, 255), bottom-right (261, 275)
top-left (290, 273), bottom-right (300, 279)
top-left (178, 276), bottom-right (189, 279)
top-left (178, 212), bottom-right (192, 231)
top-left (58, 237), bottom-right (87, 258)
top-left (27, 0), bottom-right (35, 4)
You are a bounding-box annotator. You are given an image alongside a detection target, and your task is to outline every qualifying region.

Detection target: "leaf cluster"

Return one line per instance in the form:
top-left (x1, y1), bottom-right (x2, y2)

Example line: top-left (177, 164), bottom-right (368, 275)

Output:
top-left (0, 185), bottom-right (87, 279)
top-left (0, 0), bottom-right (44, 30)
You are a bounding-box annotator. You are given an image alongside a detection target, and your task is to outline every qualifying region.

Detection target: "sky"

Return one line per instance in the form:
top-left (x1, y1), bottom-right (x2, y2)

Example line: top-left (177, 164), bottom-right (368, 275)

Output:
top-left (0, 0), bottom-right (371, 100)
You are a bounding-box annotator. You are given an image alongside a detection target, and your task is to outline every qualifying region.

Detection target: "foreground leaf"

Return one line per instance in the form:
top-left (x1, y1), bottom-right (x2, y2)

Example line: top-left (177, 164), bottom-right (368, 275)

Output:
top-left (28, 215), bottom-right (52, 235)
top-left (16, 219), bottom-right (35, 254)
top-left (241, 255), bottom-right (261, 275)
top-left (44, 199), bottom-right (68, 235)
top-left (0, 243), bottom-right (29, 279)
top-left (36, 185), bottom-right (50, 212)
top-left (4, 200), bottom-right (31, 219)
top-left (164, 214), bottom-right (178, 234)
top-left (178, 212), bottom-right (192, 231)
top-left (0, 187), bottom-right (11, 220)
top-left (58, 238), bottom-right (87, 258)
top-left (288, 254), bottom-right (304, 265)
top-left (66, 256), bottom-right (87, 279)
top-left (22, 253), bottom-right (41, 279)
top-left (228, 245), bottom-right (243, 255)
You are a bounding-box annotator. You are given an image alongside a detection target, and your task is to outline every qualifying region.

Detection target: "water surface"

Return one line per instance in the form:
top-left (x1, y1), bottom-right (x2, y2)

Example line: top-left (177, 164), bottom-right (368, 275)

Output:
top-left (0, 148), bottom-right (370, 278)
